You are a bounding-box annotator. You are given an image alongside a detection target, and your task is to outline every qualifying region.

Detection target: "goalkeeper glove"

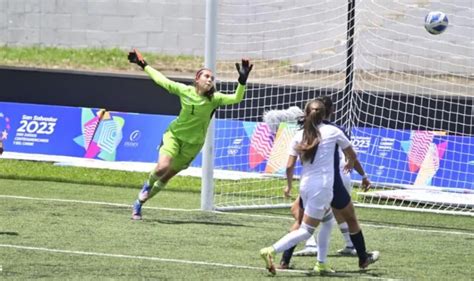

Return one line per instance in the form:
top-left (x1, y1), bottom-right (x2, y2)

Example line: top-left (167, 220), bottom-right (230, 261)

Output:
top-left (128, 48), bottom-right (148, 69)
top-left (235, 59), bottom-right (253, 85)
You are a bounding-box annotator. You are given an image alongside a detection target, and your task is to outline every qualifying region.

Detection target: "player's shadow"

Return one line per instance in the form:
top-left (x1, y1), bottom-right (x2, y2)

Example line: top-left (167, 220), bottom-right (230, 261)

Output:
top-left (326, 253), bottom-right (355, 258)
top-left (145, 218), bottom-right (251, 228)
top-left (0, 231), bottom-right (19, 236)
top-left (302, 268), bottom-right (382, 279)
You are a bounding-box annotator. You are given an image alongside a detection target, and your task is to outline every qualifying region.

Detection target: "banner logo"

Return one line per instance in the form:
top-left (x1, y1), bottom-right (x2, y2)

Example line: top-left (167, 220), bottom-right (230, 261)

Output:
top-left (124, 130), bottom-right (141, 148)
top-left (130, 130), bottom-right (141, 141)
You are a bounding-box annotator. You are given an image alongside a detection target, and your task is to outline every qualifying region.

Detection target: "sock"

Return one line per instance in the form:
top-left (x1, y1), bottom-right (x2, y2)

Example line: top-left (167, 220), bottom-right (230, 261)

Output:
top-left (147, 172), bottom-right (160, 187)
top-left (350, 230), bottom-right (368, 261)
top-left (280, 245), bottom-right (296, 266)
top-left (305, 234), bottom-right (317, 247)
top-left (317, 220), bottom-right (333, 263)
top-left (273, 224), bottom-right (314, 253)
top-left (148, 180), bottom-right (167, 199)
top-left (134, 199), bottom-right (142, 207)
top-left (138, 173), bottom-right (164, 203)
top-left (339, 222), bottom-right (353, 248)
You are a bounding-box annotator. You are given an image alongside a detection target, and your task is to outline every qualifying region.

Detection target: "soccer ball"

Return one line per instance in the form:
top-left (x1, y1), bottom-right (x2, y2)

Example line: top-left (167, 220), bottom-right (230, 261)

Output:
top-left (424, 11), bottom-right (448, 35)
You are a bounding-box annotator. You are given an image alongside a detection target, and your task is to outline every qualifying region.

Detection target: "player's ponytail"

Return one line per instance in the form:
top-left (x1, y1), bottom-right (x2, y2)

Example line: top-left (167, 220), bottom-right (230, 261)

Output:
top-left (203, 86), bottom-right (215, 101)
top-left (296, 99), bottom-right (326, 163)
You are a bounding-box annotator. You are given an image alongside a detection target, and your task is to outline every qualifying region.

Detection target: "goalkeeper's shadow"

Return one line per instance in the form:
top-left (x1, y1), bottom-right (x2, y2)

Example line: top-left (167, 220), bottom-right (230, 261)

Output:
top-left (144, 218), bottom-right (252, 228)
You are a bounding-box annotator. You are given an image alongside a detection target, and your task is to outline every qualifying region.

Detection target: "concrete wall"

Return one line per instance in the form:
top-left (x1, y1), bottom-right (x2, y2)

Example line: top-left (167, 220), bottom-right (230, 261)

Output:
top-left (0, 0), bottom-right (472, 72)
top-left (0, 0), bottom-right (206, 56)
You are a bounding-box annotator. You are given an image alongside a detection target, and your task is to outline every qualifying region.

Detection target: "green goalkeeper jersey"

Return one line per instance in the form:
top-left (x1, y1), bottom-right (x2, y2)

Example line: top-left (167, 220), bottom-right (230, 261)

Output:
top-left (144, 66), bottom-right (246, 144)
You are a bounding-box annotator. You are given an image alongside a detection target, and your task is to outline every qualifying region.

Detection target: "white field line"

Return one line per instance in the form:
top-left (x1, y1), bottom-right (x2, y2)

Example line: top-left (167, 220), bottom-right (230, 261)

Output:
top-left (0, 243), bottom-right (271, 272)
top-left (0, 195), bottom-right (200, 212)
top-left (0, 244), bottom-right (396, 280)
top-left (2, 194), bottom-right (473, 237)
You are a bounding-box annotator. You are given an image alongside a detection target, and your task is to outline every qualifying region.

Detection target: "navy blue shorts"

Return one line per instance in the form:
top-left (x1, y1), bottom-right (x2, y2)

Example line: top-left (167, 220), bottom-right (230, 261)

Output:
top-left (331, 171), bottom-right (351, 209)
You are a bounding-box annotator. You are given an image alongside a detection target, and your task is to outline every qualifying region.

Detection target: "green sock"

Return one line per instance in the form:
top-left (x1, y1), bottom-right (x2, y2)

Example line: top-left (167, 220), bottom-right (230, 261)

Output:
top-left (148, 180), bottom-right (167, 200)
top-left (147, 172), bottom-right (159, 188)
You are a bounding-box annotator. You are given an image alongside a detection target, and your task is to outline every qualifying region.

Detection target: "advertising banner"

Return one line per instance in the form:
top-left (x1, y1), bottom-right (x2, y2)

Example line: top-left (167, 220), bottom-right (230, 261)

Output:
top-left (80, 110), bottom-right (173, 162)
top-left (2, 102), bottom-right (472, 191)
top-left (351, 128), bottom-right (474, 190)
top-left (0, 102), bottom-right (88, 157)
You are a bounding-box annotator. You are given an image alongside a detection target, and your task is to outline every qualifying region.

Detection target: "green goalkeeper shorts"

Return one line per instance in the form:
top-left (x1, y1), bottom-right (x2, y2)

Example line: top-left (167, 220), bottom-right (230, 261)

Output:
top-left (159, 130), bottom-right (204, 172)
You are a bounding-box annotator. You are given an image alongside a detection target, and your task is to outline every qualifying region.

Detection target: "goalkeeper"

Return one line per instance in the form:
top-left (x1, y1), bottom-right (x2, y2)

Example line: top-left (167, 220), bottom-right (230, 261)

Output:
top-left (127, 49), bottom-right (253, 220)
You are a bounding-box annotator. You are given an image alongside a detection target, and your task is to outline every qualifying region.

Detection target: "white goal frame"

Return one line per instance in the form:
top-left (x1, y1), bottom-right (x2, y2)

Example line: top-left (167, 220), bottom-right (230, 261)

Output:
top-left (201, 0), bottom-right (474, 216)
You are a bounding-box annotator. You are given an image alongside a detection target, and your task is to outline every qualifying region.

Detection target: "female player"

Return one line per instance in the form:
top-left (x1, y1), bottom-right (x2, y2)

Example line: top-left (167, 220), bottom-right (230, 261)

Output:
top-left (259, 98), bottom-right (358, 275)
top-left (278, 96), bottom-right (377, 272)
top-left (127, 49), bottom-right (253, 220)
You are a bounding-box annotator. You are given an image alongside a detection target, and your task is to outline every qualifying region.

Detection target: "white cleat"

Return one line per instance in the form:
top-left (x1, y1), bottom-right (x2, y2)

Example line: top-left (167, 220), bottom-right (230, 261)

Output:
top-left (293, 246), bottom-right (318, 257)
top-left (337, 246), bottom-right (357, 256)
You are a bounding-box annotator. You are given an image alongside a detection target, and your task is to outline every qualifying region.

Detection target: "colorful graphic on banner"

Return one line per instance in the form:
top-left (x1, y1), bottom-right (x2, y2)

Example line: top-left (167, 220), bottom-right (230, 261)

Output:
top-left (265, 122), bottom-right (298, 174)
top-left (0, 112), bottom-right (11, 142)
top-left (400, 131), bottom-right (448, 186)
top-left (91, 111), bottom-right (124, 161)
top-left (74, 108), bottom-right (105, 158)
top-left (243, 122), bottom-right (274, 169)
top-left (352, 128), bottom-right (474, 190)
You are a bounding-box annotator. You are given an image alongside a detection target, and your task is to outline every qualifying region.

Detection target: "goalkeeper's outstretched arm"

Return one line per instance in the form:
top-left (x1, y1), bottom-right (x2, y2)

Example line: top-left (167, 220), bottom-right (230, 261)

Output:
top-left (217, 59), bottom-right (253, 106)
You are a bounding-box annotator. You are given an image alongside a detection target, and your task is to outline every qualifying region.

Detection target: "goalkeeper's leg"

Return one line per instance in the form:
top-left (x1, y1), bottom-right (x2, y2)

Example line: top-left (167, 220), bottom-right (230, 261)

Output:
top-left (132, 132), bottom-right (202, 220)
top-left (131, 138), bottom-right (176, 220)
top-left (132, 159), bottom-right (176, 220)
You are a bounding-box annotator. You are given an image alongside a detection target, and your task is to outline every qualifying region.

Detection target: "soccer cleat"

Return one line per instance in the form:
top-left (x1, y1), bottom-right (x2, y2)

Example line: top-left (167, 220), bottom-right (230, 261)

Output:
top-left (138, 182), bottom-right (152, 202)
top-left (293, 245), bottom-right (318, 256)
top-left (131, 199), bottom-right (143, 220)
top-left (259, 247), bottom-right (276, 275)
top-left (359, 251), bottom-right (380, 269)
top-left (313, 262), bottom-right (335, 275)
top-left (337, 246), bottom-right (357, 256)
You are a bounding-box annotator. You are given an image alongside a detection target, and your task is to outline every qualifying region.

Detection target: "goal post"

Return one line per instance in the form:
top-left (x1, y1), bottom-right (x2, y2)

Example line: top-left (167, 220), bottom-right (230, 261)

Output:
top-left (201, 0), bottom-right (218, 211)
top-left (201, 0), bottom-right (473, 215)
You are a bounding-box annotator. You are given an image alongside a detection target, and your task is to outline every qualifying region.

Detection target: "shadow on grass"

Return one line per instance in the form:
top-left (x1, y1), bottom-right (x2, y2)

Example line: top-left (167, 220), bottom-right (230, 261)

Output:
top-left (0, 231), bottom-right (19, 236)
top-left (318, 269), bottom-right (383, 279)
top-left (279, 268), bottom-right (384, 279)
top-left (145, 218), bottom-right (251, 228)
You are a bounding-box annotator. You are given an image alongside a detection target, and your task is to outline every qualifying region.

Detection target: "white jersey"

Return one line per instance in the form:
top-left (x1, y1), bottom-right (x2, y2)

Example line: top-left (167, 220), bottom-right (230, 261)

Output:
top-left (289, 123), bottom-right (352, 191)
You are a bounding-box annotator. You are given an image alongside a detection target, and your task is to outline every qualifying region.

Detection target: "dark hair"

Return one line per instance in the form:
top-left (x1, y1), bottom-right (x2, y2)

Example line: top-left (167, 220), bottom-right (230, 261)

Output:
top-left (295, 99), bottom-right (326, 163)
top-left (315, 95), bottom-right (333, 118)
top-left (195, 68), bottom-right (215, 100)
top-left (203, 87), bottom-right (215, 101)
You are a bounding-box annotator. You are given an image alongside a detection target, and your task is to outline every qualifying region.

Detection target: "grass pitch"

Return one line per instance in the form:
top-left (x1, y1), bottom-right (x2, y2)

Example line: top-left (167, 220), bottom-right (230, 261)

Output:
top-left (0, 160), bottom-right (473, 280)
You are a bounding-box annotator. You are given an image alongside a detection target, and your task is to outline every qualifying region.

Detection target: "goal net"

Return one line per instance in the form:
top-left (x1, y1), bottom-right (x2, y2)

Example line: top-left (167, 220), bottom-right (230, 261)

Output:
top-left (207, 0), bottom-right (473, 215)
